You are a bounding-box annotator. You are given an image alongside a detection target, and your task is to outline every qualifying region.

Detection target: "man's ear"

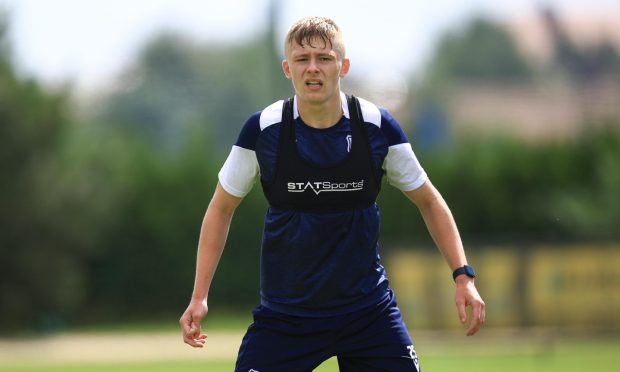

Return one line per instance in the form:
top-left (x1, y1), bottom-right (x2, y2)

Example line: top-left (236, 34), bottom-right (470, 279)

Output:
top-left (282, 59), bottom-right (292, 80)
top-left (339, 58), bottom-right (350, 78)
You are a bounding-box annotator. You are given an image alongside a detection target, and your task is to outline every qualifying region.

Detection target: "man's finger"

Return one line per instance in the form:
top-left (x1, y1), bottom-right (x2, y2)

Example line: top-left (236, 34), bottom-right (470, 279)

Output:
top-left (466, 302), bottom-right (484, 336)
top-left (183, 331), bottom-right (208, 348)
top-left (466, 317), bottom-right (481, 336)
top-left (456, 300), bottom-right (467, 324)
top-left (184, 337), bottom-right (205, 348)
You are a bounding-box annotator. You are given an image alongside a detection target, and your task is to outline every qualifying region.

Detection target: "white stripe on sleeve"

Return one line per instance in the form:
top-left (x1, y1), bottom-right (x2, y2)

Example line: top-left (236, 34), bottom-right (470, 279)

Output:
top-left (383, 143), bottom-right (428, 191)
top-left (218, 145), bottom-right (260, 197)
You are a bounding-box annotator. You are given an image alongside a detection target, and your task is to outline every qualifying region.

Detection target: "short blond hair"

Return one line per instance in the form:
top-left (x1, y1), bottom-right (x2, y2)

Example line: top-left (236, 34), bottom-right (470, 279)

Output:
top-left (284, 16), bottom-right (346, 60)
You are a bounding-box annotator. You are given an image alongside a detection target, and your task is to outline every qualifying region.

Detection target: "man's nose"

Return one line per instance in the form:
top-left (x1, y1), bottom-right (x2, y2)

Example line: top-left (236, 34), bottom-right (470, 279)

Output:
top-left (307, 58), bottom-right (320, 72)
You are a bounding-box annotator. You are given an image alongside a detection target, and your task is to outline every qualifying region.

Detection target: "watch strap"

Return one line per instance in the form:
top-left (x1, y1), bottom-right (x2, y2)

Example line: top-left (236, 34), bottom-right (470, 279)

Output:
top-left (452, 265), bottom-right (476, 281)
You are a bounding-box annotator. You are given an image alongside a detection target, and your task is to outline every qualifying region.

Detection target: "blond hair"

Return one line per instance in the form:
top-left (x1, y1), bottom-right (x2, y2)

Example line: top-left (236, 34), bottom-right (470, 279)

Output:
top-left (284, 16), bottom-right (346, 60)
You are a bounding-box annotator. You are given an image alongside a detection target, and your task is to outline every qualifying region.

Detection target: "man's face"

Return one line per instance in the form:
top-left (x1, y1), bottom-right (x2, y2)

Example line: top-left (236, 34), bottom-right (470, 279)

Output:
top-left (282, 37), bottom-right (350, 106)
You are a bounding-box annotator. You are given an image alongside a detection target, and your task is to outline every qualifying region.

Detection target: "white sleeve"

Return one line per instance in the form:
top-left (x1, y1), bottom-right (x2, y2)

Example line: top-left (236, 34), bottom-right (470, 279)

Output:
top-left (383, 143), bottom-right (428, 191)
top-left (218, 145), bottom-right (260, 198)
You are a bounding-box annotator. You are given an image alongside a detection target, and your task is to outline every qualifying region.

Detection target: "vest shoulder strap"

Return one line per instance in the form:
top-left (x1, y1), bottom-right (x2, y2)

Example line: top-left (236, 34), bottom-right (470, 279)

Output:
top-left (346, 95), bottom-right (365, 126)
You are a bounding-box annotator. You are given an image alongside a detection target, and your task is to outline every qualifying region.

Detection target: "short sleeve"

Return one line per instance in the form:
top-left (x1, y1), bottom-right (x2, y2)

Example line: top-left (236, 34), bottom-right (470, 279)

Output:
top-left (218, 146), bottom-right (260, 197)
top-left (383, 143), bottom-right (428, 191)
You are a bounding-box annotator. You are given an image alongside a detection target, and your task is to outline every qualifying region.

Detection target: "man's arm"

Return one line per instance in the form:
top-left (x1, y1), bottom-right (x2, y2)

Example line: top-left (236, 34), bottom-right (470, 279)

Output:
top-left (180, 182), bottom-right (243, 348)
top-left (403, 180), bottom-right (485, 336)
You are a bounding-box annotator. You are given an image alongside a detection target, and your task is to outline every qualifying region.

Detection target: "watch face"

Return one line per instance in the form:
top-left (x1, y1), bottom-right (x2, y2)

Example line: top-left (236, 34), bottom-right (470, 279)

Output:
top-left (464, 265), bottom-right (476, 277)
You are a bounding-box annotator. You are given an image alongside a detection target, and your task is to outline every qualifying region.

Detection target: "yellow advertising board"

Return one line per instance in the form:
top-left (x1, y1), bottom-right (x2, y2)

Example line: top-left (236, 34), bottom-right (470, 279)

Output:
top-left (527, 245), bottom-right (620, 326)
top-left (387, 244), bottom-right (620, 329)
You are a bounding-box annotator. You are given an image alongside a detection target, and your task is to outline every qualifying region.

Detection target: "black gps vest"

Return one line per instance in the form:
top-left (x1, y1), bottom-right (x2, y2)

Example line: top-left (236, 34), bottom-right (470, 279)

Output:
top-left (261, 95), bottom-right (382, 212)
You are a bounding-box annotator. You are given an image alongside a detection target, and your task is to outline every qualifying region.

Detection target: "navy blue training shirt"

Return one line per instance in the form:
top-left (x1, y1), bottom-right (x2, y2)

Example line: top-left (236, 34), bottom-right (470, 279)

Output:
top-left (218, 92), bottom-right (428, 316)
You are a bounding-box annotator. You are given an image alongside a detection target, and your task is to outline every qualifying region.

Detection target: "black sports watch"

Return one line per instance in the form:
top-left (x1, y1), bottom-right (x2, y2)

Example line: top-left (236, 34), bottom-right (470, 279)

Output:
top-left (452, 265), bottom-right (476, 281)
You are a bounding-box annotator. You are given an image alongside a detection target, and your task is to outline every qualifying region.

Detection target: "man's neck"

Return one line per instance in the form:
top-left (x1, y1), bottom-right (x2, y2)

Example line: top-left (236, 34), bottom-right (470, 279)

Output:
top-left (296, 96), bottom-right (343, 129)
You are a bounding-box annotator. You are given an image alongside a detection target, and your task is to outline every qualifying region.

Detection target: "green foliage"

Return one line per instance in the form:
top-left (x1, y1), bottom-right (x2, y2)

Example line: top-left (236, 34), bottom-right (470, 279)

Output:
top-left (82, 128), bottom-right (216, 320)
top-left (379, 124), bottom-right (620, 245)
top-left (0, 18), bottom-right (104, 332)
top-left (544, 126), bottom-right (620, 238)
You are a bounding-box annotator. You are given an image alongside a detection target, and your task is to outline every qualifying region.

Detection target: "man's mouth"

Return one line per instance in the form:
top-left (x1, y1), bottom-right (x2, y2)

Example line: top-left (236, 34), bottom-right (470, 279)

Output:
top-left (306, 80), bottom-right (323, 87)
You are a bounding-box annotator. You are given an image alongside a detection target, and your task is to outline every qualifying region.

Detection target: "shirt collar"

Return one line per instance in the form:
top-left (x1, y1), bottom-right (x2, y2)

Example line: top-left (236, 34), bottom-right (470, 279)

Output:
top-left (292, 91), bottom-right (350, 120)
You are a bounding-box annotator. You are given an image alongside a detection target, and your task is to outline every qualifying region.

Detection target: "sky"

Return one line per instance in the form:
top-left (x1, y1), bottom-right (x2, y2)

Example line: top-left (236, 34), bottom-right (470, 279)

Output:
top-left (1, 0), bottom-right (619, 92)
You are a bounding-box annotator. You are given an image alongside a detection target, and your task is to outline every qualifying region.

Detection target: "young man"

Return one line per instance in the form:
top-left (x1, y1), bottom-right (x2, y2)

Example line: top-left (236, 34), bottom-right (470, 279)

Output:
top-left (180, 16), bottom-right (485, 371)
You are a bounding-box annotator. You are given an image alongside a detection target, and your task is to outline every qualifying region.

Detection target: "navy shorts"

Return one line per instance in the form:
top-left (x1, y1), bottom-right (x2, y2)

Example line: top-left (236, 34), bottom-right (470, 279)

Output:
top-left (234, 290), bottom-right (421, 372)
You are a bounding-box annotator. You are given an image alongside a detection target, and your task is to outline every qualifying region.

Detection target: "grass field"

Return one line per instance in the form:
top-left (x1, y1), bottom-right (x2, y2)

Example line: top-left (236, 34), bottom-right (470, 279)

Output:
top-left (2, 341), bottom-right (619, 372)
top-left (1, 326), bottom-right (618, 371)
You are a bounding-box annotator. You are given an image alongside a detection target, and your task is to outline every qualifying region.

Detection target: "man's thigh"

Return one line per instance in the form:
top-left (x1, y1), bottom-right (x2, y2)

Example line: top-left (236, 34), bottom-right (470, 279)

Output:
top-left (335, 292), bottom-right (421, 371)
top-left (234, 307), bottom-right (333, 372)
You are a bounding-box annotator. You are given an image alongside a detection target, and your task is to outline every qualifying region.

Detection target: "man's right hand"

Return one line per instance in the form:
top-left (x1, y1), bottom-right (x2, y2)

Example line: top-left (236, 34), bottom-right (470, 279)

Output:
top-left (180, 299), bottom-right (209, 348)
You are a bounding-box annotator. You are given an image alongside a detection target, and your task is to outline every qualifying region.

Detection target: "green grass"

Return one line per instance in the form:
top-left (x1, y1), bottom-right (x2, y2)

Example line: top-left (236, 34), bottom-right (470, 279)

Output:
top-left (0, 360), bottom-right (237, 372)
top-left (1, 335), bottom-right (618, 372)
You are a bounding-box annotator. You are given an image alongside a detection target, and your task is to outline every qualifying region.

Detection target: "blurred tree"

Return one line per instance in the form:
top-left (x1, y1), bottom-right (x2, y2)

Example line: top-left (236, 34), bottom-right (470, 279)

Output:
top-left (546, 125), bottom-right (620, 238)
top-left (83, 127), bottom-right (218, 321)
top-left (96, 31), bottom-right (291, 154)
top-left (379, 123), bottom-right (620, 246)
top-left (80, 122), bottom-right (268, 322)
top-left (0, 13), bottom-right (116, 332)
top-left (424, 17), bottom-right (532, 86)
